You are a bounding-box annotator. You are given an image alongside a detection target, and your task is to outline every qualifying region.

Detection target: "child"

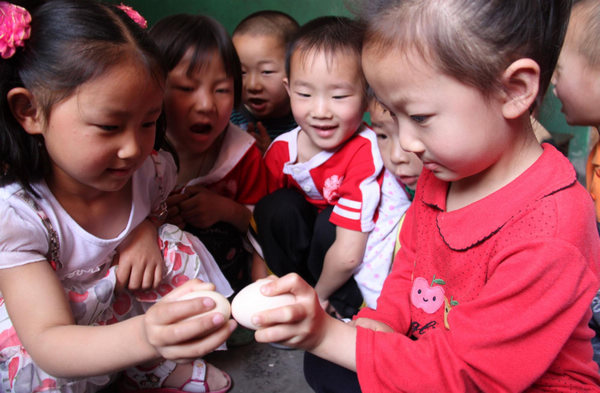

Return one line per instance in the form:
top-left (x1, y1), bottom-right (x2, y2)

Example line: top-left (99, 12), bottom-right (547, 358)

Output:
top-left (0, 1), bottom-right (235, 392)
top-left (252, 16), bottom-right (384, 318)
top-left (149, 14), bottom-right (268, 293)
top-left (353, 97), bottom-right (422, 309)
top-left (251, 1), bottom-right (600, 391)
top-left (552, 0), bottom-right (600, 235)
top-left (551, 0), bottom-right (600, 368)
top-left (230, 10), bottom-right (299, 152)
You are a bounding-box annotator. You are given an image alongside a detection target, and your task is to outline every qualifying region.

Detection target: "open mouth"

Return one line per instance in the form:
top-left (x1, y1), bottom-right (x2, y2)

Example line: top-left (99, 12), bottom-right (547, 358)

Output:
top-left (190, 123), bottom-right (212, 134)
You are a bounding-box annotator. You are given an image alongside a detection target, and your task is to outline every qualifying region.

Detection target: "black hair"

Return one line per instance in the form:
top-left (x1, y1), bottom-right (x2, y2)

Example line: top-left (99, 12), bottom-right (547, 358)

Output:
top-left (285, 16), bottom-right (365, 80)
top-left (0, 0), bottom-right (167, 194)
top-left (359, 0), bottom-right (572, 111)
top-left (149, 14), bottom-right (242, 108)
top-left (233, 10), bottom-right (299, 47)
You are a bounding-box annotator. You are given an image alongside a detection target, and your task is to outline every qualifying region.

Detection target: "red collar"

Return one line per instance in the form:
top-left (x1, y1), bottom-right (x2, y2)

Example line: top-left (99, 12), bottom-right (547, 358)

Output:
top-left (419, 144), bottom-right (577, 250)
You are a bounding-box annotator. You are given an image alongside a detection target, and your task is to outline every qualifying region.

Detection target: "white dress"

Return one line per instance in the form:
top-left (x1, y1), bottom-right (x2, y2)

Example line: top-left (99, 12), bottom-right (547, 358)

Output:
top-left (0, 151), bottom-right (232, 393)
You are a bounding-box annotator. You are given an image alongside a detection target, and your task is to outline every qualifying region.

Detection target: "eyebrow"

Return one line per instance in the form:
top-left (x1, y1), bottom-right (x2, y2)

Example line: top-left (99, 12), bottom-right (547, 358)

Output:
top-left (292, 80), bottom-right (355, 90)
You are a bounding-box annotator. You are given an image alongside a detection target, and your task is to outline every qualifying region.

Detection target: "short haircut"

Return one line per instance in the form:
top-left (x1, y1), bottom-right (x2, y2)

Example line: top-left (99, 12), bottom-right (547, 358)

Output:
top-left (569, 0), bottom-right (600, 67)
top-left (149, 14), bottom-right (242, 107)
top-left (359, 0), bottom-right (571, 111)
top-left (0, 0), bottom-right (166, 193)
top-left (285, 16), bottom-right (365, 83)
top-left (233, 10), bottom-right (299, 47)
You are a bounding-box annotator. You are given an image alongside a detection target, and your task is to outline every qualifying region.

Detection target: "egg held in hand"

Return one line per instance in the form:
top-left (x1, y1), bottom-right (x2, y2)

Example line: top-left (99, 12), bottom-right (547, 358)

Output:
top-left (231, 279), bottom-right (296, 330)
top-left (177, 290), bottom-right (231, 320)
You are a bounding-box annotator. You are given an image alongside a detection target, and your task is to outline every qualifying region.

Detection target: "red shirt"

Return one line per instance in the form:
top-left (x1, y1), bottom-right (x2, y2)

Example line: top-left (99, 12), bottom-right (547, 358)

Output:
top-left (183, 123), bottom-right (267, 205)
top-left (264, 126), bottom-right (383, 232)
top-left (356, 144), bottom-right (600, 392)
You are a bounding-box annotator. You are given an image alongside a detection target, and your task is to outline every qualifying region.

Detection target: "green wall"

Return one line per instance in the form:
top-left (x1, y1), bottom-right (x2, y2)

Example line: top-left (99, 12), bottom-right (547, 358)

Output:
top-left (121, 0), bottom-right (353, 33)
top-left (123, 0), bottom-right (594, 182)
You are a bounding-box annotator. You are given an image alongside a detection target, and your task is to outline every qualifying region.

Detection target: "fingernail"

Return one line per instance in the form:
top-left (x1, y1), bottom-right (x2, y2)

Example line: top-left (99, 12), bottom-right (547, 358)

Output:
top-left (251, 316), bottom-right (261, 326)
top-left (212, 314), bottom-right (224, 325)
top-left (203, 298), bottom-right (215, 307)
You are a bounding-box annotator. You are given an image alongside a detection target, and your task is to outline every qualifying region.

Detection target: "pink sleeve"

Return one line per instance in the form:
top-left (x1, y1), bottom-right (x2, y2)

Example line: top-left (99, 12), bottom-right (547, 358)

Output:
top-left (356, 240), bottom-right (599, 392)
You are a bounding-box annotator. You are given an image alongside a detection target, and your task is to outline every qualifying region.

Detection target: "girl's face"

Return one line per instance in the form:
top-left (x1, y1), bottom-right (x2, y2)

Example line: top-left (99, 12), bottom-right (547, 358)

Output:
top-left (40, 58), bottom-right (163, 197)
top-left (285, 49), bottom-right (366, 154)
top-left (369, 100), bottom-right (422, 190)
top-left (362, 46), bottom-right (510, 185)
top-left (164, 49), bottom-right (235, 155)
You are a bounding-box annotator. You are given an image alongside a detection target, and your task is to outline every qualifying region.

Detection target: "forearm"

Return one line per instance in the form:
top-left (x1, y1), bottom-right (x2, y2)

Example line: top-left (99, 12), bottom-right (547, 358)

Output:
top-left (28, 315), bottom-right (158, 378)
top-left (314, 232), bottom-right (366, 301)
top-left (310, 316), bottom-right (358, 371)
top-left (314, 249), bottom-right (358, 301)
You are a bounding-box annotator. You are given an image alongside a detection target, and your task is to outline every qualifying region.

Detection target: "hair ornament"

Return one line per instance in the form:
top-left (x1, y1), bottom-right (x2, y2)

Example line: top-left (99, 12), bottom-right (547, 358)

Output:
top-left (0, 2), bottom-right (31, 59)
top-left (117, 3), bottom-right (147, 29)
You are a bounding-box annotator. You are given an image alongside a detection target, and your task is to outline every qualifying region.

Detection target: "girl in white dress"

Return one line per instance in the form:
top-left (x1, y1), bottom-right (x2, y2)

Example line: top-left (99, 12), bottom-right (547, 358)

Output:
top-left (0, 1), bottom-right (234, 392)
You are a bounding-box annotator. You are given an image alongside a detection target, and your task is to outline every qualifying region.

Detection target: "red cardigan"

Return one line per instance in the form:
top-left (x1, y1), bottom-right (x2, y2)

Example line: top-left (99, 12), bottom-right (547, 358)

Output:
top-left (356, 144), bottom-right (600, 392)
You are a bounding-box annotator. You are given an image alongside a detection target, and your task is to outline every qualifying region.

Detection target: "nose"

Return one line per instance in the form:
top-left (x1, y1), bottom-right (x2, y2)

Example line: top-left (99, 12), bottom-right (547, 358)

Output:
top-left (390, 138), bottom-right (410, 165)
top-left (398, 123), bottom-right (425, 156)
top-left (311, 96), bottom-right (332, 119)
top-left (246, 71), bottom-right (262, 93)
top-left (194, 88), bottom-right (214, 113)
top-left (118, 128), bottom-right (145, 161)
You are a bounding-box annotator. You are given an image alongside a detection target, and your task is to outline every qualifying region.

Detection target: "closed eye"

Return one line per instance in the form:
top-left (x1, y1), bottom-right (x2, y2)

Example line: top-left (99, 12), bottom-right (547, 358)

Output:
top-left (411, 115), bottom-right (429, 124)
top-left (96, 124), bottom-right (119, 131)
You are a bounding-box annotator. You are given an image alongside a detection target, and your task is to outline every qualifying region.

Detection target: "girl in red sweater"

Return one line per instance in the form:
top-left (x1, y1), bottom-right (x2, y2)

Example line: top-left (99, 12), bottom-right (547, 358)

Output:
top-left (246, 1), bottom-right (600, 392)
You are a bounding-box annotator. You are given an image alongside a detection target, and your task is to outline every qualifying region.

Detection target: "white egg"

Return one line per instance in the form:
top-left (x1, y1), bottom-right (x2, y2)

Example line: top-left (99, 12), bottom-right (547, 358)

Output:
top-left (177, 290), bottom-right (231, 320)
top-left (231, 278), bottom-right (296, 330)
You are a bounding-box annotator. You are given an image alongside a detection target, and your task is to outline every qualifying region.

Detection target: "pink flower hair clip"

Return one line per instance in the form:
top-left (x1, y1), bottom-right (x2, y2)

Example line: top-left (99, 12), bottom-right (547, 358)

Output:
top-left (117, 3), bottom-right (147, 29)
top-left (0, 2), bottom-right (32, 59)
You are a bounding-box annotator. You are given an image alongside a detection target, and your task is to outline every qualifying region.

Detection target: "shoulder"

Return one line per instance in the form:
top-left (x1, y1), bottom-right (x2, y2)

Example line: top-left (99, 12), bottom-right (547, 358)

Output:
top-left (0, 186), bottom-right (50, 267)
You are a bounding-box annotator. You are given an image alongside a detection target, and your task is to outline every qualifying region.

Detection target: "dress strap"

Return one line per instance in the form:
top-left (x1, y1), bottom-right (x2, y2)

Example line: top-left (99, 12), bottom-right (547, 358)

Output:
top-left (14, 190), bottom-right (61, 270)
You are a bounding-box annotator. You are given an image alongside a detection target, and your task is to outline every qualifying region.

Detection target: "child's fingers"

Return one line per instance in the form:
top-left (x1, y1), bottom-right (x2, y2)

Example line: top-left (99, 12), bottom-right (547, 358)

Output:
top-left (147, 308), bottom-right (230, 348)
top-left (252, 301), bottom-right (308, 330)
top-left (260, 273), bottom-right (313, 298)
top-left (161, 279), bottom-right (215, 301)
top-left (158, 319), bottom-right (237, 361)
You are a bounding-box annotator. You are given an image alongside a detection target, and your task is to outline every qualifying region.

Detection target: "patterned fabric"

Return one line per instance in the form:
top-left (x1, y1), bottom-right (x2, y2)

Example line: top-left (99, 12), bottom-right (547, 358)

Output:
top-left (0, 223), bottom-right (231, 393)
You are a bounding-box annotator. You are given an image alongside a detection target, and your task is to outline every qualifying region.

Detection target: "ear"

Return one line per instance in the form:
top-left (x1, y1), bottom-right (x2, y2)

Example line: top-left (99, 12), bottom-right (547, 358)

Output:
top-left (283, 77), bottom-right (290, 96)
top-left (500, 58), bottom-right (540, 119)
top-left (6, 87), bottom-right (44, 135)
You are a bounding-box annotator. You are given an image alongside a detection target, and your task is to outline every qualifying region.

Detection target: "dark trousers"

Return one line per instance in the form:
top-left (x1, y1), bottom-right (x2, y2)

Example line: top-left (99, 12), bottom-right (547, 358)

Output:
top-left (254, 188), bottom-right (363, 318)
top-left (304, 351), bottom-right (362, 393)
top-left (186, 221), bottom-right (250, 293)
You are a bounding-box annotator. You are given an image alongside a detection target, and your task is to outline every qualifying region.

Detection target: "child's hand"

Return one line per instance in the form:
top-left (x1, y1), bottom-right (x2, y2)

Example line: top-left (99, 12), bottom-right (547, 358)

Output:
top-left (350, 317), bottom-right (394, 332)
top-left (252, 273), bottom-right (329, 351)
top-left (178, 185), bottom-right (228, 229)
top-left (247, 122), bottom-right (271, 154)
top-left (165, 192), bottom-right (188, 229)
top-left (144, 279), bottom-right (236, 363)
top-left (115, 219), bottom-right (163, 291)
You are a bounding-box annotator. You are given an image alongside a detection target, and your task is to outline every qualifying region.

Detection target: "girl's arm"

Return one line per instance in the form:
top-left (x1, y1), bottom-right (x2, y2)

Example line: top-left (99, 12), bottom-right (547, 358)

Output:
top-left (314, 227), bottom-right (368, 305)
top-left (0, 262), bottom-right (234, 378)
top-left (177, 185), bottom-right (251, 232)
top-left (253, 274), bottom-right (359, 371)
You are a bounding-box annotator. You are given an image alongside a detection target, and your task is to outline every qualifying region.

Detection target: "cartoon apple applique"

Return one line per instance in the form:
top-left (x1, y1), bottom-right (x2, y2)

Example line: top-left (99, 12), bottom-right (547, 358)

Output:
top-left (410, 275), bottom-right (445, 314)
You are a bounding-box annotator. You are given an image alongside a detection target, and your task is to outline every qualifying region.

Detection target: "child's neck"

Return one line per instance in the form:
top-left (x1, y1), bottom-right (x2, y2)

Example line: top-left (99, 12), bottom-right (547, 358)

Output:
top-left (446, 126), bottom-right (543, 212)
top-left (176, 133), bottom-right (225, 185)
top-left (47, 176), bottom-right (132, 239)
